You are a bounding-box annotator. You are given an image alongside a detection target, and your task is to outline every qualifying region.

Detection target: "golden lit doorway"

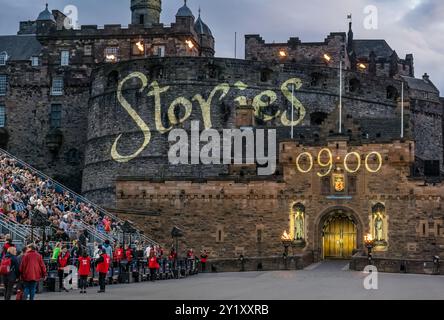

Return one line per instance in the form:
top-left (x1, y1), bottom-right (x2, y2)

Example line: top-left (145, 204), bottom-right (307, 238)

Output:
top-left (322, 213), bottom-right (357, 259)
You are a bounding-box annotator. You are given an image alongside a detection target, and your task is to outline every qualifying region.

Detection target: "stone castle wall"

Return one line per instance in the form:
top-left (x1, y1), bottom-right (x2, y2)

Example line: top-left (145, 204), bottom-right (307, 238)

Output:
top-left (83, 56), bottom-right (443, 206)
top-left (114, 139), bottom-right (444, 261)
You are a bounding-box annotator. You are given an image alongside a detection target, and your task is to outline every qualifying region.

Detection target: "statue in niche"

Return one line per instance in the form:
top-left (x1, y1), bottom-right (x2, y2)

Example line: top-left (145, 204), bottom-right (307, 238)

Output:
top-left (294, 207), bottom-right (304, 240)
top-left (374, 211), bottom-right (384, 241)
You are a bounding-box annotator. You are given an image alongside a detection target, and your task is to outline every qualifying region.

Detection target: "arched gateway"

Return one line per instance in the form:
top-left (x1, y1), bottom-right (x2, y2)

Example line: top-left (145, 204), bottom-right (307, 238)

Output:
top-left (317, 207), bottom-right (363, 259)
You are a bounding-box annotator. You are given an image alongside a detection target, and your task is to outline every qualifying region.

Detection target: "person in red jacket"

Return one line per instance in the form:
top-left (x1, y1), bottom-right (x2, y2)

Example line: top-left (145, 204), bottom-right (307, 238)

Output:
top-left (1, 237), bottom-right (14, 258)
top-left (77, 250), bottom-right (91, 294)
top-left (125, 245), bottom-right (133, 263)
top-left (148, 251), bottom-right (159, 282)
top-left (124, 245), bottom-right (133, 272)
top-left (200, 250), bottom-right (208, 272)
top-left (19, 244), bottom-right (47, 300)
top-left (95, 248), bottom-right (110, 293)
top-left (114, 244), bottom-right (124, 265)
top-left (57, 246), bottom-right (70, 292)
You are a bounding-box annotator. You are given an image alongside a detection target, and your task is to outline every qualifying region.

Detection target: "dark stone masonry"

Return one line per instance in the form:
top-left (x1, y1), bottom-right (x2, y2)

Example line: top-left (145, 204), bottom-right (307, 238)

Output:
top-left (0, 1), bottom-right (443, 272)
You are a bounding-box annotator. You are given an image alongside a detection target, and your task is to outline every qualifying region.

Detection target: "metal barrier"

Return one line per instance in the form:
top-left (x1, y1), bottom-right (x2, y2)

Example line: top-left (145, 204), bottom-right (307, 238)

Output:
top-left (35, 256), bottom-right (200, 292)
top-left (0, 148), bottom-right (158, 247)
top-left (0, 214), bottom-right (33, 242)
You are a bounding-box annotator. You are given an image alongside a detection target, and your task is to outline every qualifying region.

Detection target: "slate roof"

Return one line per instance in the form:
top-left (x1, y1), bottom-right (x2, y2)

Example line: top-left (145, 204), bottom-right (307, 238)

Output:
top-left (353, 39), bottom-right (393, 59)
top-left (401, 76), bottom-right (439, 94)
top-left (194, 16), bottom-right (212, 36)
top-left (0, 35), bottom-right (42, 61)
top-left (176, 2), bottom-right (194, 18)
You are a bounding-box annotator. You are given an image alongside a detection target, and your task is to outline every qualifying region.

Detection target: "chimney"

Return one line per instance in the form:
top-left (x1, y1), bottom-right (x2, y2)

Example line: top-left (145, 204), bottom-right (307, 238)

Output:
top-left (422, 73), bottom-right (430, 82)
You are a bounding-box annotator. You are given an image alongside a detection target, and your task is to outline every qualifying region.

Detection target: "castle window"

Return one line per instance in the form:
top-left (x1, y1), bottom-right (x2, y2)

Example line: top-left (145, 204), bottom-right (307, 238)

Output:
top-left (152, 46), bottom-right (165, 57)
top-left (348, 78), bottom-right (361, 93)
top-left (321, 176), bottom-right (331, 195)
top-left (132, 40), bottom-right (145, 56)
top-left (386, 85), bottom-right (398, 101)
top-left (150, 65), bottom-right (164, 79)
top-left (51, 77), bottom-right (64, 96)
top-left (216, 226), bottom-right (224, 243)
top-left (50, 104), bottom-right (62, 129)
top-left (31, 56), bottom-right (39, 67)
top-left (310, 112), bottom-right (328, 126)
top-left (257, 229), bottom-right (263, 243)
top-left (139, 14), bottom-right (145, 25)
top-left (0, 52), bottom-right (7, 66)
top-left (0, 75), bottom-right (6, 96)
top-left (208, 64), bottom-right (221, 79)
top-left (260, 69), bottom-right (272, 82)
top-left (84, 45), bottom-right (92, 56)
top-left (60, 50), bottom-right (70, 66)
top-left (310, 72), bottom-right (323, 87)
top-left (0, 105), bottom-right (5, 127)
top-left (107, 71), bottom-right (119, 87)
top-left (348, 175), bottom-right (357, 194)
top-left (105, 47), bottom-right (119, 63)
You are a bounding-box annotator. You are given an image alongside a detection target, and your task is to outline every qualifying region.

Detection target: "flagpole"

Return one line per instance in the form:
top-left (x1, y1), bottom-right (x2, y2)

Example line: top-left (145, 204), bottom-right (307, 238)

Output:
top-left (291, 84), bottom-right (294, 139)
top-left (401, 82), bottom-right (404, 139)
top-left (339, 59), bottom-right (342, 134)
top-left (234, 32), bottom-right (237, 59)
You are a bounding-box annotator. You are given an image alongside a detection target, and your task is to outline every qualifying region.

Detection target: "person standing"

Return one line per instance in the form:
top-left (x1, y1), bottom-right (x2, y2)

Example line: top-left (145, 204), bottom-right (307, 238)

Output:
top-left (125, 245), bottom-right (133, 272)
top-left (0, 246), bottom-right (20, 300)
top-left (57, 246), bottom-right (70, 292)
top-left (77, 251), bottom-right (91, 294)
top-left (19, 244), bottom-right (47, 300)
top-left (95, 248), bottom-right (110, 293)
top-left (103, 240), bottom-right (113, 260)
top-left (200, 250), bottom-right (208, 273)
top-left (1, 236), bottom-right (14, 258)
top-left (148, 252), bottom-right (159, 282)
top-left (51, 242), bottom-right (61, 262)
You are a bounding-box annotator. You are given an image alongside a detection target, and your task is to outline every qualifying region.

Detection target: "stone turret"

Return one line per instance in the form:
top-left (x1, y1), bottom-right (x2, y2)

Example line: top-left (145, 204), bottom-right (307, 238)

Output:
top-left (194, 8), bottom-right (214, 57)
top-left (36, 4), bottom-right (56, 35)
top-left (131, 0), bottom-right (161, 26)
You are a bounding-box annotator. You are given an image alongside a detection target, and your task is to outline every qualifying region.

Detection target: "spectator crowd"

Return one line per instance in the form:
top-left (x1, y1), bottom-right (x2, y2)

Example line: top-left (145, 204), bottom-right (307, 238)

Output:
top-left (1, 234), bottom-right (208, 300)
top-left (0, 153), bottom-right (123, 241)
top-left (0, 152), bottom-right (209, 300)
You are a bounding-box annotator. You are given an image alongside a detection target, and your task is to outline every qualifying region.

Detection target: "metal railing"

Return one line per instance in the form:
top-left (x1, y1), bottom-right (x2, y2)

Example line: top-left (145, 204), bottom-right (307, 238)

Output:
top-left (0, 148), bottom-right (158, 247)
top-left (0, 214), bottom-right (34, 242)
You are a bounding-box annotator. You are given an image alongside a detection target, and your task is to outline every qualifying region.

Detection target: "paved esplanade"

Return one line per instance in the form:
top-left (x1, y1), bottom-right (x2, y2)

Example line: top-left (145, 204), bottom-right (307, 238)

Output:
top-left (39, 261), bottom-right (444, 300)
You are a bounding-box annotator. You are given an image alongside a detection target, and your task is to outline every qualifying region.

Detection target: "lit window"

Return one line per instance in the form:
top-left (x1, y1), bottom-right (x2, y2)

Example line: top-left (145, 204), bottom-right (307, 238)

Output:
top-left (50, 104), bottom-right (62, 129)
top-left (84, 45), bottom-right (92, 56)
top-left (61, 50), bottom-right (70, 66)
top-left (105, 47), bottom-right (119, 63)
top-left (0, 75), bottom-right (6, 96)
top-left (279, 50), bottom-right (287, 57)
top-left (132, 41), bottom-right (145, 56)
top-left (51, 77), bottom-right (64, 96)
top-left (0, 105), bottom-right (5, 127)
top-left (31, 56), bottom-right (39, 67)
top-left (0, 52), bottom-right (7, 66)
